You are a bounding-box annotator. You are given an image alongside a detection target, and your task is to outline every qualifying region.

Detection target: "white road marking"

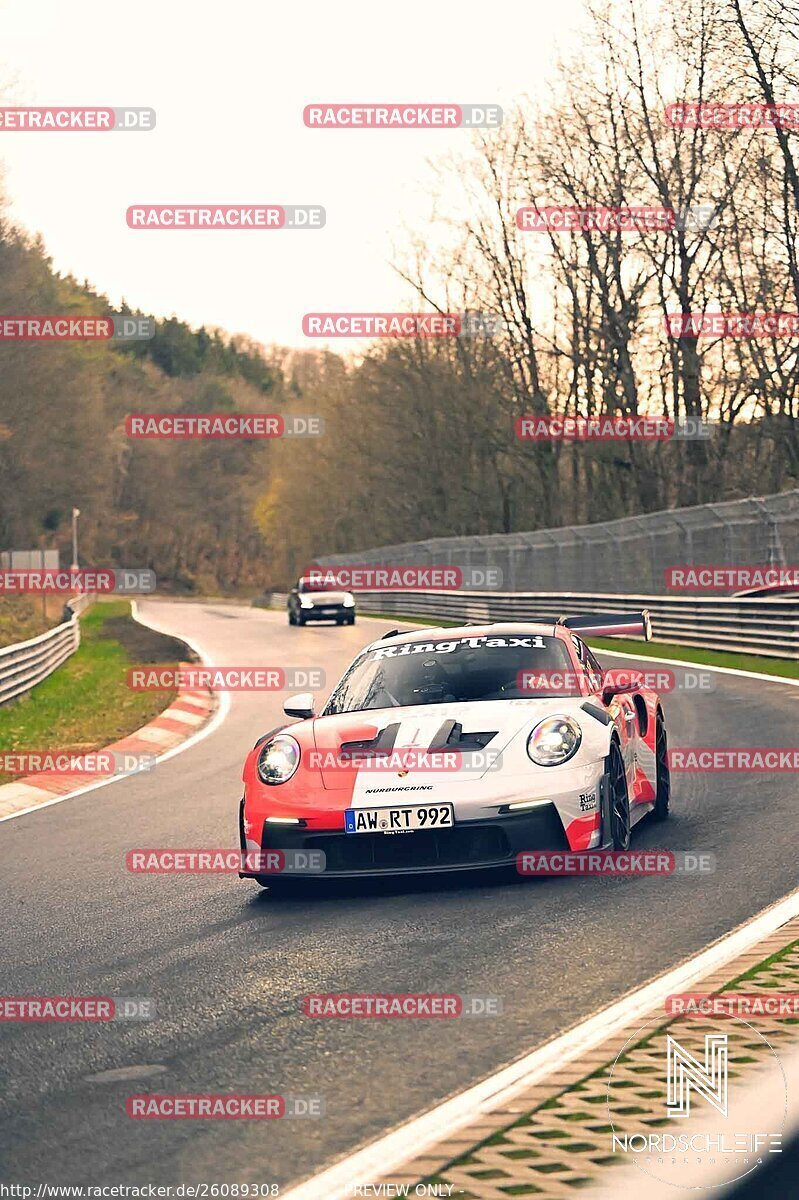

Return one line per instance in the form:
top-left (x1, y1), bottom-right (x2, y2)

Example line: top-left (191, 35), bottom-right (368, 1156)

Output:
top-left (283, 884), bottom-right (799, 1200)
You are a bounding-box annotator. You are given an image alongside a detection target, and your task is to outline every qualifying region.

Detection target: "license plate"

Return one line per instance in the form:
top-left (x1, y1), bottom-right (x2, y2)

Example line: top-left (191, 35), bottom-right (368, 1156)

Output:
top-left (322, 608), bottom-right (337, 614)
top-left (345, 804), bottom-right (454, 834)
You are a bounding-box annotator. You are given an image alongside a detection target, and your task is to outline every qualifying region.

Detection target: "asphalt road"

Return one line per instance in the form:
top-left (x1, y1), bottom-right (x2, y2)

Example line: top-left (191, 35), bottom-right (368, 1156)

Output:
top-left (1, 600), bottom-right (798, 1189)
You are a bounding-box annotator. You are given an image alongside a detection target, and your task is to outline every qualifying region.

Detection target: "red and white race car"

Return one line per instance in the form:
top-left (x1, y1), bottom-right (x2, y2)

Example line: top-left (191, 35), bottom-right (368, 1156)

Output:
top-left (238, 612), bottom-right (670, 885)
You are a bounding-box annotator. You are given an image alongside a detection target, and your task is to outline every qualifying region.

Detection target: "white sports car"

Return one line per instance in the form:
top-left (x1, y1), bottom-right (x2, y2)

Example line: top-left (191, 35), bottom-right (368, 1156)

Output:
top-left (239, 613), bottom-right (670, 882)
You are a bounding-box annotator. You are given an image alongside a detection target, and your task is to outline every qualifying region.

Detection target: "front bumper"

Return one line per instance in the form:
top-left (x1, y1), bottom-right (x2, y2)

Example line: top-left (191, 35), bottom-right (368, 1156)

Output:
top-left (296, 604), bottom-right (353, 621)
top-left (240, 802), bottom-right (572, 879)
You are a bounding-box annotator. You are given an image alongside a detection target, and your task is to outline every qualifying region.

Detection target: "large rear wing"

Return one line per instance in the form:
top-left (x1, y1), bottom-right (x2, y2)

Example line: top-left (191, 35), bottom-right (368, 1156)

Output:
top-left (557, 610), bottom-right (652, 641)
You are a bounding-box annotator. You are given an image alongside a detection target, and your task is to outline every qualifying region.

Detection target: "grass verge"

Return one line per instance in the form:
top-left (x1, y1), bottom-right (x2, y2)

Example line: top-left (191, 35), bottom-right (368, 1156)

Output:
top-left (0, 600), bottom-right (192, 783)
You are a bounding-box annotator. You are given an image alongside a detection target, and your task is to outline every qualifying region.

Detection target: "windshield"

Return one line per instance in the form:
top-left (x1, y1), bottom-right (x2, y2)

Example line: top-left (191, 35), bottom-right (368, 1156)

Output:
top-left (323, 634), bottom-right (576, 713)
top-left (298, 578), bottom-right (331, 593)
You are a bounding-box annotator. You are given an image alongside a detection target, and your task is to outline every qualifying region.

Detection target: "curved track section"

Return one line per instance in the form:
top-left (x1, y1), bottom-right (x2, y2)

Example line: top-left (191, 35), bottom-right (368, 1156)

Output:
top-left (1, 600), bottom-right (797, 1186)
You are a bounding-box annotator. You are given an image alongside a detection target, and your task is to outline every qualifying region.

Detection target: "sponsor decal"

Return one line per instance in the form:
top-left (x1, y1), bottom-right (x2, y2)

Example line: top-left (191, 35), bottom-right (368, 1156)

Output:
top-left (370, 634), bottom-right (549, 661)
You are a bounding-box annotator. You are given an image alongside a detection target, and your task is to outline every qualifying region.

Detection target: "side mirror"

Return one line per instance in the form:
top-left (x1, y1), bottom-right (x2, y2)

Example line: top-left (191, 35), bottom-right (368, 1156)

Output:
top-left (602, 680), bottom-right (637, 706)
top-left (283, 692), bottom-right (315, 719)
top-left (601, 669), bottom-right (645, 706)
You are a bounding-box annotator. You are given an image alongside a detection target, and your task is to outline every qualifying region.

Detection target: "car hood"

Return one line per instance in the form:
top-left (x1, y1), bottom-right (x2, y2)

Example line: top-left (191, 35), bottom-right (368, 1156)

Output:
top-left (300, 591), bottom-right (351, 604)
top-left (310, 698), bottom-right (586, 789)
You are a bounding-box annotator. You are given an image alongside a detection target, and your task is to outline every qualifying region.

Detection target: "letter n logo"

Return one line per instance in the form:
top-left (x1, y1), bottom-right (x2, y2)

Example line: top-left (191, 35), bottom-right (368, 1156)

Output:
top-left (666, 1033), bottom-right (728, 1118)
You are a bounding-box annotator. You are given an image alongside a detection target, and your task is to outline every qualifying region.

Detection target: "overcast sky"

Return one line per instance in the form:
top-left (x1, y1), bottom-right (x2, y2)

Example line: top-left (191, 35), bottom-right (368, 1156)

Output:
top-left (0, 0), bottom-right (585, 349)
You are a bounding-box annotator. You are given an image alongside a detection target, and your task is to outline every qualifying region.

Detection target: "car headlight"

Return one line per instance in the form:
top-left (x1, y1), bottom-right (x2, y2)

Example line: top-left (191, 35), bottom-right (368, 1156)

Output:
top-left (257, 735), bottom-right (300, 784)
top-left (299, 596), bottom-right (313, 608)
top-left (342, 595), bottom-right (355, 607)
top-left (527, 716), bottom-right (582, 767)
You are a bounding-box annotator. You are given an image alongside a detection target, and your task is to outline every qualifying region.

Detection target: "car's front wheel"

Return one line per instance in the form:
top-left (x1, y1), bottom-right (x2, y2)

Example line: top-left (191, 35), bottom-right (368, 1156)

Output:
top-left (652, 709), bottom-right (671, 821)
top-left (607, 741), bottom-right (631, 850)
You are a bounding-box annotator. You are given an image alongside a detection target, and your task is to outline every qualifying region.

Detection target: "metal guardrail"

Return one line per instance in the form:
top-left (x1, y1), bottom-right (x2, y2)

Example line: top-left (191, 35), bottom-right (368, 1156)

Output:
top-left (0, 617), bottom-right (81, 706)
top-left (317, 490), bottom-right (799, 595)
top-left (351, 589), bottom-right (799, 660)
top-left (0, 593), bottom-right (95, 706)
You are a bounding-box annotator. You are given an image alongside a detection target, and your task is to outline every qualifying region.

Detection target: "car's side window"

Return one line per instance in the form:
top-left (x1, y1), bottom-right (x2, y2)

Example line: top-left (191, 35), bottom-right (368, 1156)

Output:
top-left (585, 647), bottom-right (604, 690)
top-left (572, 635), bottom-right (603, 691)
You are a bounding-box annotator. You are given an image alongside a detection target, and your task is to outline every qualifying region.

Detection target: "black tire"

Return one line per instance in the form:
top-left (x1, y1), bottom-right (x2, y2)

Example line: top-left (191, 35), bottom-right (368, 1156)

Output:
top-left (296, 613), bottom-right (306, 626)
top-left (347, 615), bottom-right (355, 625)
top-left (652, 709), bottom-right (671, 821)
top-left (607, 741), bottom-right (631, 850)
